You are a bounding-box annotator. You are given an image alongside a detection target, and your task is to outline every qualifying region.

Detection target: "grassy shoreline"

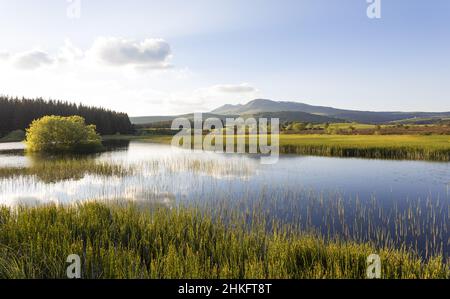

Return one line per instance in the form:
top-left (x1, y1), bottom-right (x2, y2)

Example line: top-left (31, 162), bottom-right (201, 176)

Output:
top-left (0, 130), bottom-right (25, 143)
top-left (278, 134), bottom-right (450, 161)
top-left (103, 134), bottom-right (450, 161)
top-left (0, 202), bottom-right (447, 279)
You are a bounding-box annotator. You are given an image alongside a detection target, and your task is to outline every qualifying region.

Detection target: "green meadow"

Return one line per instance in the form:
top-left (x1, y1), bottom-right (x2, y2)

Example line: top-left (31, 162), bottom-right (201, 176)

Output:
top-left (278, 134), bottom-right (450, 161)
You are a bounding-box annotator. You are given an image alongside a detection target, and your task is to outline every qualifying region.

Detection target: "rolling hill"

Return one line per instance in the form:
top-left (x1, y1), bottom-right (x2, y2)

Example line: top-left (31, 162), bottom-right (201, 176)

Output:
top-left (212, 99), bottom-right (347, 115)
top-left (131, 113), bottom-right (240, 126)
top-left (212, 99), bottom-right (450, 124)
top-left (242, 111), bottom-right (345, 124)
top-left (131, 111), bottom-right (342, 126)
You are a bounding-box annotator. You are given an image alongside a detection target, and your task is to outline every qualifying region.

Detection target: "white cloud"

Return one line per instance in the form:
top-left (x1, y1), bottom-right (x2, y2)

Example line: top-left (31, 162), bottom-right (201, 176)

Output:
top-left (213, 83), bottom-right (257, 93)
top-left (87, 37), bottom-right (172, 69)
top-left (12, 50), bottom-right (54, 70)
top-left (0, 38), bottom-right (260, 116)
top-left (3, 37), bottom-right (172, 71)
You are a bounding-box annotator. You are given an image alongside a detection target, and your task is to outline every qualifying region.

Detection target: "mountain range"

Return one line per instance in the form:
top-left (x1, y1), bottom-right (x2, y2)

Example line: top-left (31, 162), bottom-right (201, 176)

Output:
top-left (131, 99), bottom-right (450, 125)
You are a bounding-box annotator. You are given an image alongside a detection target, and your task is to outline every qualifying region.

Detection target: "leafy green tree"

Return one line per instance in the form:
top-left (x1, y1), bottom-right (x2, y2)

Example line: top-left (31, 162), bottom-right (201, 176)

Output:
top-left (26, 115), bottom-right (103, 153)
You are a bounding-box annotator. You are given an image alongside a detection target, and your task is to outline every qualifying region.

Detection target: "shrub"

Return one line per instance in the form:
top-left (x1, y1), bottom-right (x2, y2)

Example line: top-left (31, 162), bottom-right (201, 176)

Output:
top-left (25, 115), bottom-right (103, 153)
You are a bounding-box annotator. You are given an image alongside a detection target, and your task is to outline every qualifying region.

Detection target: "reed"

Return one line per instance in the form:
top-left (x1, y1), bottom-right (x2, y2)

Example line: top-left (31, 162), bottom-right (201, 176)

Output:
top-left (0, 202), bottom-right (447, 279)
top-left (0, 158), bottom-right (132, 183)
top-left (278, 135), bottom-right (450, 161)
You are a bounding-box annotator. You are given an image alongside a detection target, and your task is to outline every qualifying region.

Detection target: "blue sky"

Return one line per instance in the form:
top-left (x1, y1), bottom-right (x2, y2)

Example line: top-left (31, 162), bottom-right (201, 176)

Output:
top-left (0, 0), bottom-right (449, 115)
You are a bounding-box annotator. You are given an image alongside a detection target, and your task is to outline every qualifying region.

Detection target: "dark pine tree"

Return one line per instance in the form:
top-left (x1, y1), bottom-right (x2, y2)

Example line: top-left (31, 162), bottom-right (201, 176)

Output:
top-left (0, 96), bottom-right (134, 136)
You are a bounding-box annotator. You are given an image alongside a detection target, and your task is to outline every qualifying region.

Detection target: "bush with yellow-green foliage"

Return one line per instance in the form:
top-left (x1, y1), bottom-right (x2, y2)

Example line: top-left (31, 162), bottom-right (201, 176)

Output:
top-left (25, 115), bottom-right (103, 153)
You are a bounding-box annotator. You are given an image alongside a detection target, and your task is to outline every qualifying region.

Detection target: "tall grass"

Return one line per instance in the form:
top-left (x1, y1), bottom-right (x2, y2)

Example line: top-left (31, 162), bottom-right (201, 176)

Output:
top-left (0, 202), bottom-right (447, 279)
top-left (278, 135), bottom-right (450, 161)
top-left (219, 192), bottom-right (449, 260)
top-left (0, 158), bottom-right (132, 183)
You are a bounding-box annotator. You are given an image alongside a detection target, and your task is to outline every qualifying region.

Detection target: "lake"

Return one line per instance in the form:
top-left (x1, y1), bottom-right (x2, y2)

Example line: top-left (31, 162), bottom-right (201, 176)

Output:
top-left (0, 141), bottom-right (448, 258)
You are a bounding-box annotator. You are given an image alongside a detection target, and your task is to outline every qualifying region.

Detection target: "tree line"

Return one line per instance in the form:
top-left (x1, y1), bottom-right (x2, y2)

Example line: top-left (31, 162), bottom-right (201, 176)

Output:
top-left (0, 96), bottom-right (134, 136)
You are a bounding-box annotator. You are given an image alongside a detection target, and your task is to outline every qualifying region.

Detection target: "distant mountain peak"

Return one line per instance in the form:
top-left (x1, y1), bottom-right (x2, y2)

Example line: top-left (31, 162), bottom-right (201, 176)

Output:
top-left (215, 103), bottom-right (243, 109)
top-left (211, 99), bottom-right (325, 115)
top-left (247, 98), bottom-right (274, 104)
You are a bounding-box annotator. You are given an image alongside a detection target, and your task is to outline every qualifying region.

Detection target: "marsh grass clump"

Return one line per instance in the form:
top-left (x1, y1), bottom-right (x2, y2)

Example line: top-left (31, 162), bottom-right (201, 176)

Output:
top-left (278, 135), bottom-right (450, 161)
top-left (140, 156), bottom-right (255, 178)
top-left (233, 134), bottom-right (448, 161)
top-left (279, 144), bottom-right (450, 161)
top-left (0, 202), bottom-right (447, 279)
top-left (0, 158), bottom-right (132, 183)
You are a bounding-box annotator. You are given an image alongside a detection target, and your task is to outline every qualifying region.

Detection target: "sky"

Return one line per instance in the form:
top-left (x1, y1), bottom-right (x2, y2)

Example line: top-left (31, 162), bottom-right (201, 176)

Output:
top-left (0, 0), bottom-right (449, 116)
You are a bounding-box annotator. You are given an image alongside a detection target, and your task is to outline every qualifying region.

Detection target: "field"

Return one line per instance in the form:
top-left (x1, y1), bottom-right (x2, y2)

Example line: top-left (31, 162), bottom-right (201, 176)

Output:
top-left (0, 202), bottom-right (448, 279)
top-left (278, 134), bottom-right (450, 161)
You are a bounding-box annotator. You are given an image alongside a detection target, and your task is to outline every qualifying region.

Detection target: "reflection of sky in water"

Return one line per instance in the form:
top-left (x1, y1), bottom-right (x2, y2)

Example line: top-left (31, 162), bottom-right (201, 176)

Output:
top-left (0, 141), bottom-right (448, 206)
top-left (0, 142), bottom-right (27, 168)
top-left (0, 142), bottom-right (25, 151)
